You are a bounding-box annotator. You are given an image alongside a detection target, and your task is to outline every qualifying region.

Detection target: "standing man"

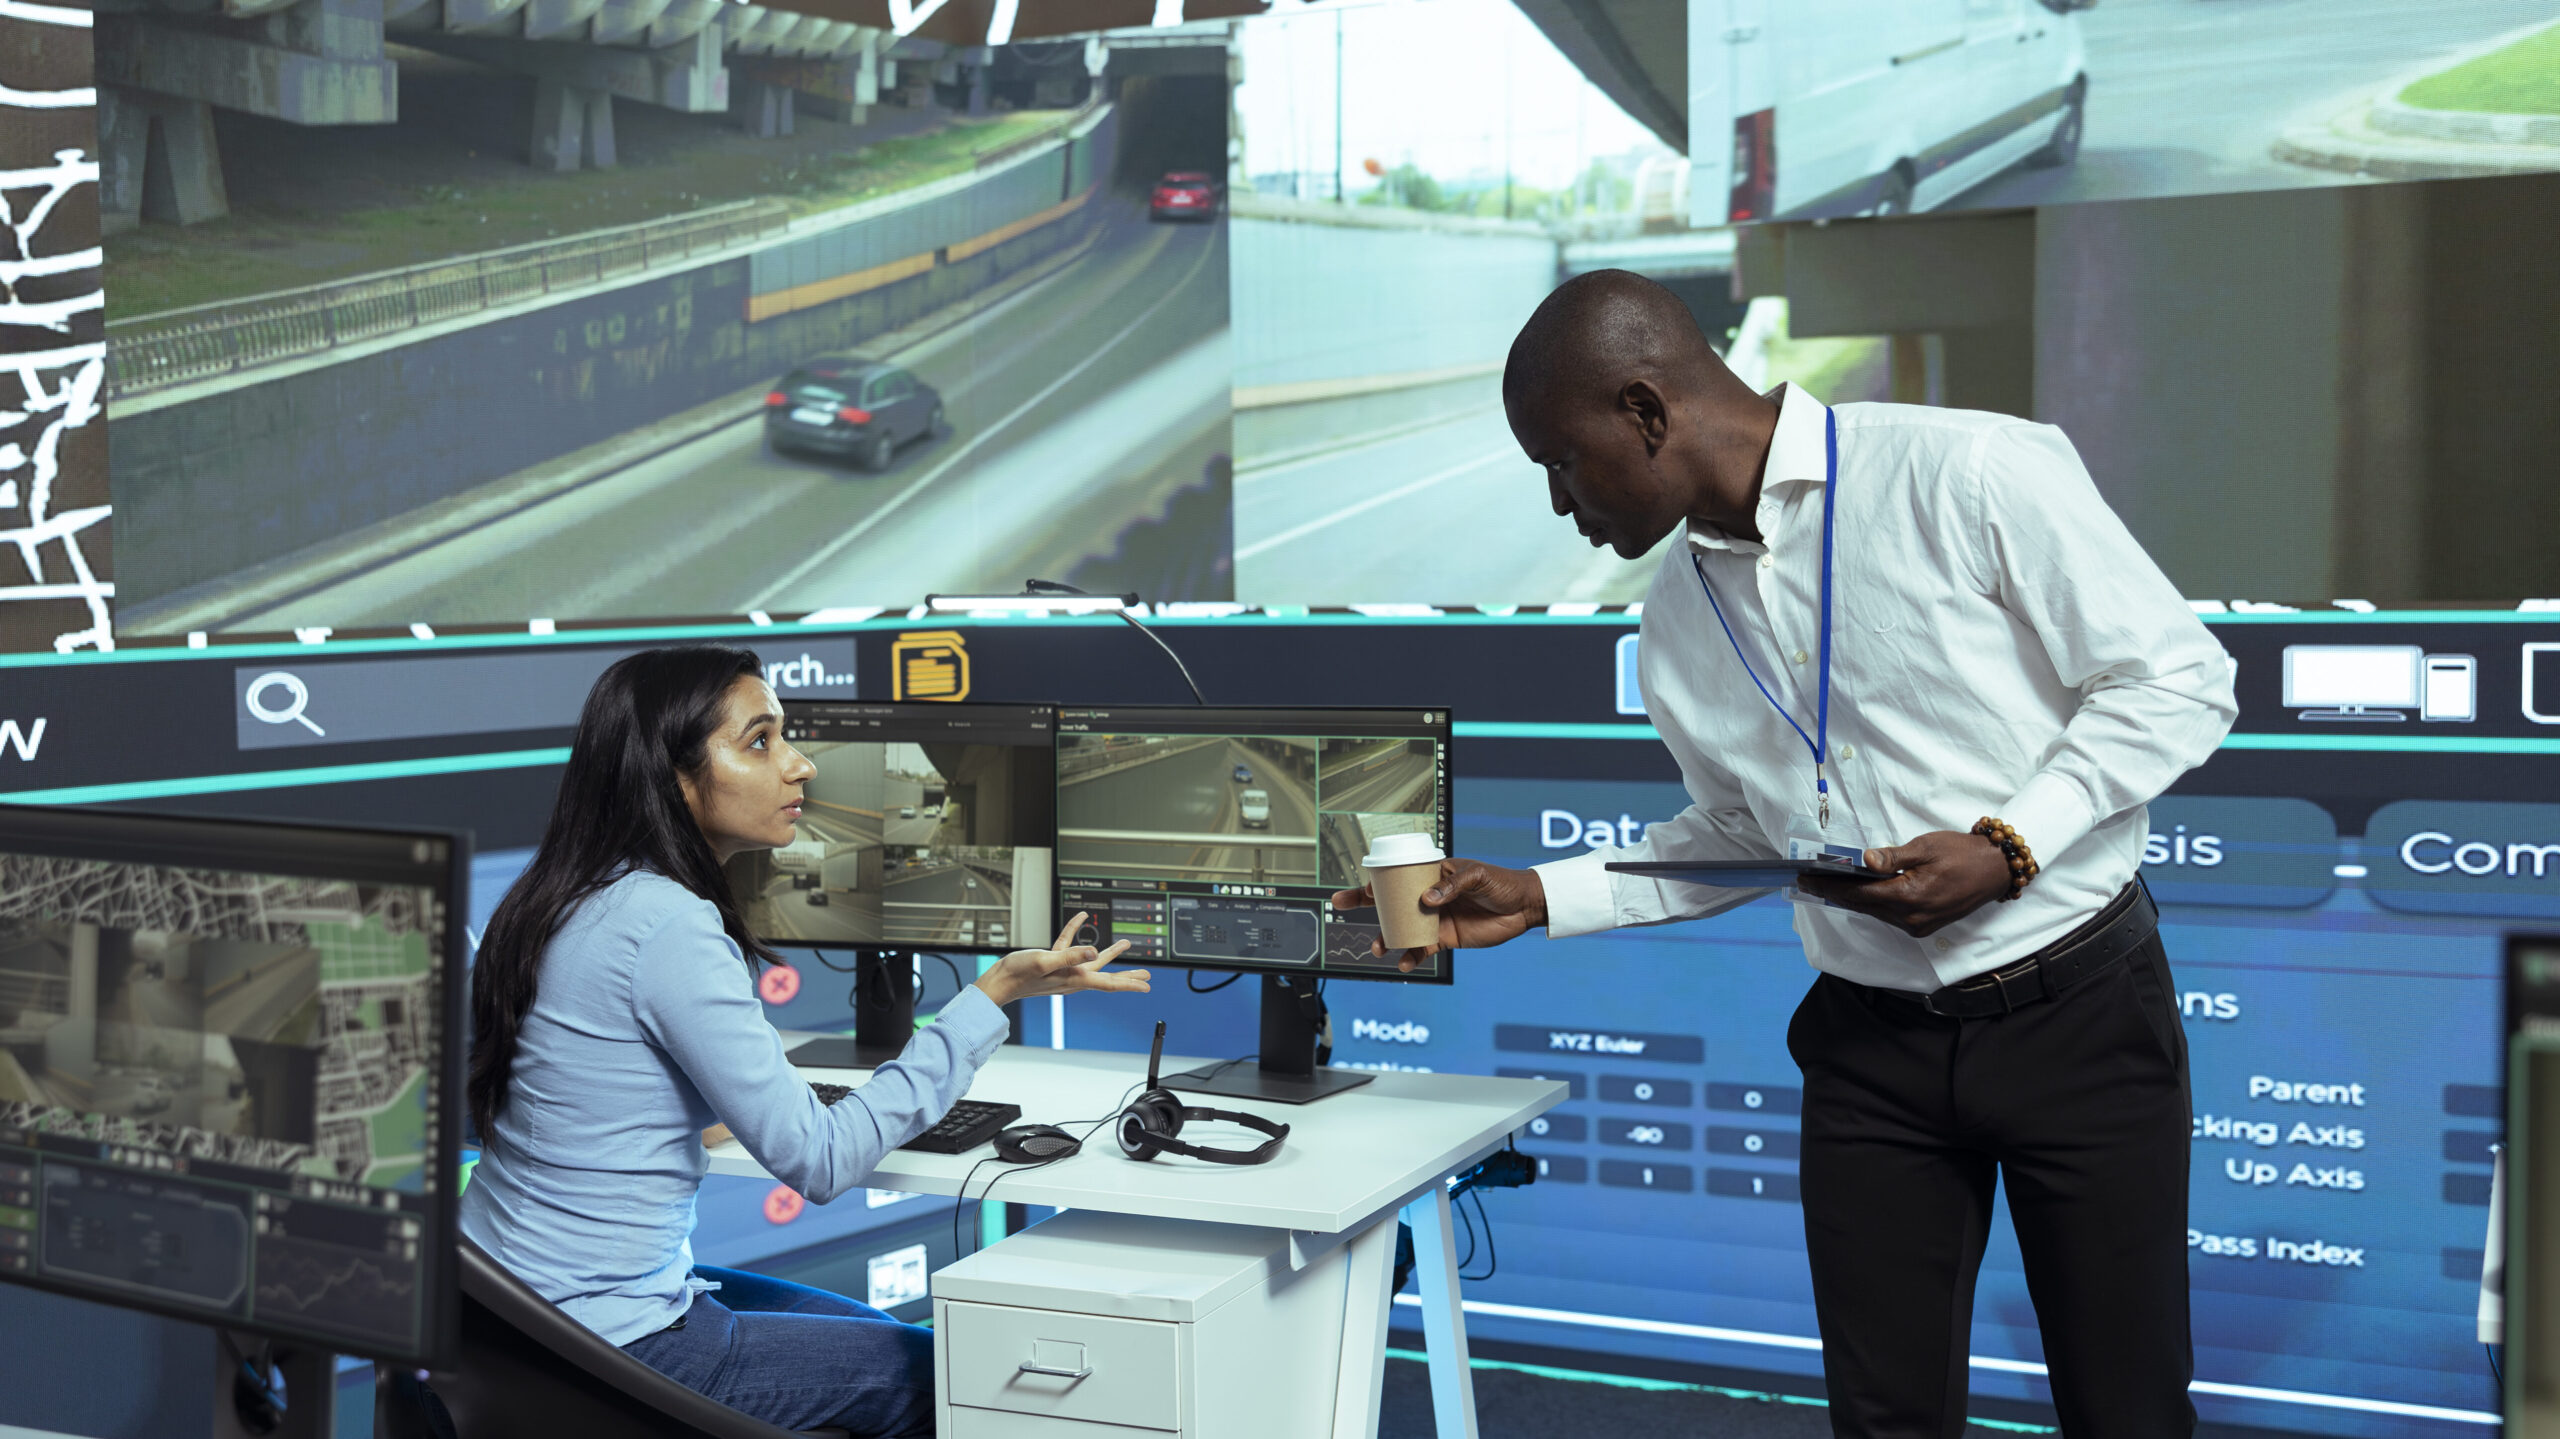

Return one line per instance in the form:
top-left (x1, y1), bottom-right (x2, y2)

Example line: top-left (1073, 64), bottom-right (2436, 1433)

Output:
top-left (1335, 271), bottom-right (2234, 1437)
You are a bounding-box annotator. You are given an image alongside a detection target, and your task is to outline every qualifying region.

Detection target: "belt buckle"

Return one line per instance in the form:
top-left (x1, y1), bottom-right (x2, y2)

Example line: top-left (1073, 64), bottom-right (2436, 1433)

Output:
top-left (1990, 964), bottom-right (2031, 1014)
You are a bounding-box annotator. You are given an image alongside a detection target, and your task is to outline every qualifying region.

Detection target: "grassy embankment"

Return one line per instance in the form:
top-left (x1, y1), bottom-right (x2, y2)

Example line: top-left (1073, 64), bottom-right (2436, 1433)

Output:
top-left (2399, 23), bottom-right (2560, 115)
top-left (106, 109), bottom-right (1071, 320)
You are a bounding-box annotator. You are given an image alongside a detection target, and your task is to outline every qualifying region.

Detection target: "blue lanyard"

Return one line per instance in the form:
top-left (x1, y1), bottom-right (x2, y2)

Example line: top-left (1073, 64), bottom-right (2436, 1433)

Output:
top-left (1690, 407), bottom-right (1838, 826)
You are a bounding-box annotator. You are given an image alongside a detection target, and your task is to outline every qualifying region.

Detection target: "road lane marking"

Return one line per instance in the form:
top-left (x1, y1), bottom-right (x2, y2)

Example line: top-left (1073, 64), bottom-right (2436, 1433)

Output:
top-left (1232, 446), bottom-right (1518, 563)
top-left (748, 228), bottom-right (1223, 610)
top-left (1234, 401), bottom-right (1508, 487)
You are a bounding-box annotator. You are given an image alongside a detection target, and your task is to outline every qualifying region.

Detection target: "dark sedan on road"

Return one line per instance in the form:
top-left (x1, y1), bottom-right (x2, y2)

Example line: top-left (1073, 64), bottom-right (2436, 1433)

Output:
top-left (765, 357), bottom-right (942, 471)
top-left (1232, 764), bottom-right (1253, 783)
top-left (1151, 171), bottom-right (1221, 222)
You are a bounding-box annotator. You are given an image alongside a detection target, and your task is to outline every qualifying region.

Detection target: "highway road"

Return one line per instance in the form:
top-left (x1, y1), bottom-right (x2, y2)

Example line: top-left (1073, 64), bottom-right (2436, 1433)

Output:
top-left (1319, 740), bottom-right (1436, 814)
top-left (1958, 0), bottom-right (2556, 210)
top-left (1059, 737), bottom-right (1319, 886)
top-left (1233, 391), bottom-right (1666, 606)
top-left (882, 860), bottom-right (1012, 948)
top-left (229, 194), bottom-right (1233, 628)
top-left (751, 806), bottom-right (885, 945)
top-left (883, 813), bottom-right (939, 846)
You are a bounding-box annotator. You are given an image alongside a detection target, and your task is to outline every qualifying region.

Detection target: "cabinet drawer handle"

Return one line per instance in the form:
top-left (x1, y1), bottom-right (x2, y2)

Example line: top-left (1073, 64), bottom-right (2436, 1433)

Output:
top-left (1018, 1360), bottom-right (1093, 1379)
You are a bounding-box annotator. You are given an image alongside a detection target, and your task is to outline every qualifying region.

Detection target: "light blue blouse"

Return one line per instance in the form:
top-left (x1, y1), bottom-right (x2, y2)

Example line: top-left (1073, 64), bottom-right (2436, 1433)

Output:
top-left (458, 869), bottom-right (1009, 1346)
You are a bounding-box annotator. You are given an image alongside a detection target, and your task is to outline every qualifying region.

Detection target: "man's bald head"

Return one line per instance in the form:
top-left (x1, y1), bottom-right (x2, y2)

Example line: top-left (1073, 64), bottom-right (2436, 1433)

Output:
top-left (1503, 269), bottom-right (1733, 418)
top-left (1503, 269), bottom-right (1779, 562)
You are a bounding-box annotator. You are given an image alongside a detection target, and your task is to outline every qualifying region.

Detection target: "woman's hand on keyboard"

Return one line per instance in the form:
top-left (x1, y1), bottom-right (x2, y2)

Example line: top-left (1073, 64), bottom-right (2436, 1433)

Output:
top-left (974, 912), bottom-right (1151, 1007)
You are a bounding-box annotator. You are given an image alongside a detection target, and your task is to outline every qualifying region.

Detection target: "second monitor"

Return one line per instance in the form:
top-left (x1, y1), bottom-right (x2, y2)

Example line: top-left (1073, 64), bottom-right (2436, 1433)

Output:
top-left (1055, 706), bottom-right (1453, 984)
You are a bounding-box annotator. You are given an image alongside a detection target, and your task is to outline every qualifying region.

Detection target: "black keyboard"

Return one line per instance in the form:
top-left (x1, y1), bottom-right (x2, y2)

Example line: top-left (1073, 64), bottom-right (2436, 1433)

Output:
top-left (806, 1085), bottom-right (1020, 1154)
top-left (900, 1099), bottom-right (1022, 1154)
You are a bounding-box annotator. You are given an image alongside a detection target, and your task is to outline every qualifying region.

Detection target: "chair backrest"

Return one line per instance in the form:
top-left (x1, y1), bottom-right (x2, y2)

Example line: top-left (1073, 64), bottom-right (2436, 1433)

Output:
top-left (418, 1237), bottom-right (836, 1439)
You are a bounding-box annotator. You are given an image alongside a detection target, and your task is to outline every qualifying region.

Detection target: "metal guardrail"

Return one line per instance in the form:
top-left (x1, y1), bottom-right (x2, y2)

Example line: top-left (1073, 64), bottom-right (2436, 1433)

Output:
top-left (104, 198), bottom-right (792, 402)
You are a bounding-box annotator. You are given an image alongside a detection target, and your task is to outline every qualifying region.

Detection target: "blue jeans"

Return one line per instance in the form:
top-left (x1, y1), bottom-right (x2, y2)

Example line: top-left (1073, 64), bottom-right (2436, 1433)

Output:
top-left (621, 1266), bottom-right (934, 1437)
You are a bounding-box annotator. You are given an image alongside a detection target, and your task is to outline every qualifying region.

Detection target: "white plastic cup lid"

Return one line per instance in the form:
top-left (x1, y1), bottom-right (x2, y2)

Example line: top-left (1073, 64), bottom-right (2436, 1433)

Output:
top-left (1361, 831), bottom-right (1446, 869)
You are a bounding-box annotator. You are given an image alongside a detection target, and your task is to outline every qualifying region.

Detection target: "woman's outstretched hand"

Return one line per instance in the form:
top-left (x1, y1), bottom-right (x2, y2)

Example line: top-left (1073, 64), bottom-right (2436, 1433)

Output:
top-left (973, 913), bottom-right (1151, 1007)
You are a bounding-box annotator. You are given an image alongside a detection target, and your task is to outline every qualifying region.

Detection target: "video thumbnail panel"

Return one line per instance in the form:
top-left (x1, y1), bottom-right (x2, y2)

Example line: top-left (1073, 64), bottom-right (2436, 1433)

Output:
top-left (1055, 707), bottom-right (1453, 983)
top-left (724, 703), bottom-right (1054, 955)
top-left (98, 47), bottom-right (1235, 636)
top-left (1687, 0), bottom-right (2560, 224)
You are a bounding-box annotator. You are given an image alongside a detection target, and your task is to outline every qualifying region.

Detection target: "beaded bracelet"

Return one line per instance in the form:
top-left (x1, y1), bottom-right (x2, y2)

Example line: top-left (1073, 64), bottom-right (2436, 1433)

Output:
top-left (1972, 817), bottom-right (2039, 902)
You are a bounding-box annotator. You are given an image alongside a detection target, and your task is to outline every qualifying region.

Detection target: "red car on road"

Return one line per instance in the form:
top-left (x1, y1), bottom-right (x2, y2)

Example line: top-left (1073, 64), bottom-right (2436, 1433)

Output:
top-left (1150, 171), bottom-right (1221, 222)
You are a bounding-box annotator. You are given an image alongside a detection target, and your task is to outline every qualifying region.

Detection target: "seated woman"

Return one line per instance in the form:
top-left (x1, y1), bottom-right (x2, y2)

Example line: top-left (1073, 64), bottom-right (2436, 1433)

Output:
top-left (460, 644), bottom-right (1147, 1437)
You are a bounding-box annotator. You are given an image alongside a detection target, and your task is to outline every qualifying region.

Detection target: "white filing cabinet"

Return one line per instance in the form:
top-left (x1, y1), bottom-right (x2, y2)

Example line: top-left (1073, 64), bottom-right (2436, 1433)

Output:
top-left (934, 1208), bottom-right (1357, 1438)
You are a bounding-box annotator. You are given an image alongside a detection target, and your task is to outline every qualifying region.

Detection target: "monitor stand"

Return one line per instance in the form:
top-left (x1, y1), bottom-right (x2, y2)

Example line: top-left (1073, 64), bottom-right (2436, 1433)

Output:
top-left (2297, 706), bottom-right (2407, 722)
top-left (1160, 973), bottom-right (1375, 1106)
top-left (787, 950), bottom-right (917, 1070)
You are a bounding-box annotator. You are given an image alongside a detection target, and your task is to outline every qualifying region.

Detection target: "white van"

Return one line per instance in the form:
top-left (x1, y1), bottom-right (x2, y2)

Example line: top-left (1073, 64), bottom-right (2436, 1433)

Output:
top-left (1239, 790), bottom-right (1272, 829)
top-left (1688, 0), bottom-right (2089, 225)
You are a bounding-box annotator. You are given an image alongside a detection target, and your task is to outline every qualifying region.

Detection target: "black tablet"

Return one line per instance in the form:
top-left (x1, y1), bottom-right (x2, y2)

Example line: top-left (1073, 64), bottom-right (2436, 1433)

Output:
top-left (1604, 858), bottom-right (1889, 888)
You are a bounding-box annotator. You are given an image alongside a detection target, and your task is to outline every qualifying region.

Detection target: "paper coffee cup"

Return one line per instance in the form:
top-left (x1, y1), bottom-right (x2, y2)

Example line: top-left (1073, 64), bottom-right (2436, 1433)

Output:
top-left (1361, 831), bottom-right (1448, 950)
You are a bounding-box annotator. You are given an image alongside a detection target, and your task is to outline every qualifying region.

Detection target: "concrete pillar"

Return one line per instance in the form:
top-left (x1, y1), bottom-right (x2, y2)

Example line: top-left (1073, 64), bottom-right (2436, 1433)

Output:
top-left (95, 87), bottom-right (149, 236)
top-left (853, 30), bottom-right (878, 105)
top-left (583, 87), bottom-right (616, 167)
top-left (102, 87), bottom-right (233, 232)
top-left (740, 81), bottom-right (793, 137)
top-left (531, 78), bottom-right (615, 169)
top-left (45, 926), bottom-right (98, 1082)
top-left (531, 74), bottom-right (583, 170)
top-left (102, 89), bottom-right (231, 228)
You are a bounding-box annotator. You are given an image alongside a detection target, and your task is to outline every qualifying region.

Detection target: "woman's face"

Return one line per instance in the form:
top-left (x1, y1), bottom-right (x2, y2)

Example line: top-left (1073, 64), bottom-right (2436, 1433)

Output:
top-left (681, 675), bottom-right (817, 862)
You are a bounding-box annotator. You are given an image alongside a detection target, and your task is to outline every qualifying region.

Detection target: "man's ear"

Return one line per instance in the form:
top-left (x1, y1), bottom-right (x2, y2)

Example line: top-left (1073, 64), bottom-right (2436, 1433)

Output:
top-left (1621, 378), bottom-right (1670, 457)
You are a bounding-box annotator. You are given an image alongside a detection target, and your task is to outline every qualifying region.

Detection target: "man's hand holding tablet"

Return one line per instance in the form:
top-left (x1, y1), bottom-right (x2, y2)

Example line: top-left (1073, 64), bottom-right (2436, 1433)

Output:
top-left (1794, 830), bottom-right (2018, 937)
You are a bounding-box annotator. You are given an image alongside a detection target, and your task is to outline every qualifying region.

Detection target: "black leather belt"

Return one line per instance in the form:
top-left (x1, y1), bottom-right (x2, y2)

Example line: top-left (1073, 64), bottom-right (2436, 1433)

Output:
top-left (1881, 878), bottom-right (2158, 1020)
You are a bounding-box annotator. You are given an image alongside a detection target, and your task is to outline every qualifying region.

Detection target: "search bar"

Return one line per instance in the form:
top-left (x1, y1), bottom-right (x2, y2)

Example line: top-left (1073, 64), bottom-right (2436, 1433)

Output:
top-left (234, 639), bottom-right (859, 752)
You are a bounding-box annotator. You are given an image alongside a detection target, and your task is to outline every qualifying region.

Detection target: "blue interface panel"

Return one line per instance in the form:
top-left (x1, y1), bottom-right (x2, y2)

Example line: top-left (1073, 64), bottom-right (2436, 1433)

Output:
top-left (1049, 770), bottom-right (2527, 1438)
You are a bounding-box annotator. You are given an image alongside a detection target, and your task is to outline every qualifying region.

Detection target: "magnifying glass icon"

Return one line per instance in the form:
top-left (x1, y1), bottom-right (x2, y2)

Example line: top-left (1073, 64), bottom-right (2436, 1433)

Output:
top-left (244, 671), bottom-right (326, 736)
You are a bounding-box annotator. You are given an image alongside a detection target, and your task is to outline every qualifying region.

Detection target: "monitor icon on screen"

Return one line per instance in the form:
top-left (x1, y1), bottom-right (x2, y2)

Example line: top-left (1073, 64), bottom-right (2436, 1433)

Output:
top-left (2281, 645), bottom-right (2422, 722)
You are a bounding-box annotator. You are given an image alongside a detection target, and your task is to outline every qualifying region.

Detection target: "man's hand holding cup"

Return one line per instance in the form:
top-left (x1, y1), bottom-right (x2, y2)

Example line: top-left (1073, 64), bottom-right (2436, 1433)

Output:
top-left (1328, 841), bottom-right (1550, 973)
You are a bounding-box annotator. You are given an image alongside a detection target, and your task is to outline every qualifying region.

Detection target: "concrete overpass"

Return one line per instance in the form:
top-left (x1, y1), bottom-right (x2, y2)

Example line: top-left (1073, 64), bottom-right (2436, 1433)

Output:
top-left (94, 0), bottom-right (903, 230)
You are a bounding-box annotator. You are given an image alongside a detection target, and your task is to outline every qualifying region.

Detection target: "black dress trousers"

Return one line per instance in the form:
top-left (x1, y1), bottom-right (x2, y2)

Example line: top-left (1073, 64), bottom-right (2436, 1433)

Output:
top-left (1788, 934), bottom-right (2195, 1438)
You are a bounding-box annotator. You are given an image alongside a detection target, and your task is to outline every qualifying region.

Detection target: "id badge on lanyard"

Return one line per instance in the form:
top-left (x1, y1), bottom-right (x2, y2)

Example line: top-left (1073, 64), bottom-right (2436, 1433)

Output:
top-left (1691, 409), bottom-right (1862, 907)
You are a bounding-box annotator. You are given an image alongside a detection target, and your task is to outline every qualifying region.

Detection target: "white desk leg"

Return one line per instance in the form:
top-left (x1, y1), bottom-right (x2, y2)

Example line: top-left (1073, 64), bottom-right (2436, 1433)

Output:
top-left (1403, 1186), bottom-right (1480, 1439)
top-left (1330, 1214), bottom-right (1399, 1439)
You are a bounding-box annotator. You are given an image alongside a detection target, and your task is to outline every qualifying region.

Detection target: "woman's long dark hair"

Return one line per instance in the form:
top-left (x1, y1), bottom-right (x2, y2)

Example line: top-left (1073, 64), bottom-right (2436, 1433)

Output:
top-left (468, 645), bottom-right (783, 1138)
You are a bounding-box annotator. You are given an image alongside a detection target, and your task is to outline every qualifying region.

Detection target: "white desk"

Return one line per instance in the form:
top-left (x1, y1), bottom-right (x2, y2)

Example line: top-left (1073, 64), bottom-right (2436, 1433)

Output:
top-left (707, 1042), bottom-right (1565, 1439)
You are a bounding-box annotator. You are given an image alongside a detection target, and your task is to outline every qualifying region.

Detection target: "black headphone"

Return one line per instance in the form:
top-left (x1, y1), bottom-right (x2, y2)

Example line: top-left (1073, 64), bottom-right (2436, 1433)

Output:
top-left (1117, 1022), bottom-right (1289, 1165)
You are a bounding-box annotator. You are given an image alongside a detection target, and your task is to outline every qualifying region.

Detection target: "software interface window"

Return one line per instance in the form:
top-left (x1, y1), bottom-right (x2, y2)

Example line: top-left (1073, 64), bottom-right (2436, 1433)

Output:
top-left (1055, 707), bottom-right (1452, 981)
top-left (724, 703), bottom-right (1058, 953)
top-left (0, 817), bottom-right (456, 1361)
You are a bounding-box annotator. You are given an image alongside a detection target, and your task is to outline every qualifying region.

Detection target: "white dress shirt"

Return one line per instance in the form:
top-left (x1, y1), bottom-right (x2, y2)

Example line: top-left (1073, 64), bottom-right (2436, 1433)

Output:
top-left (1536, 384), bottom-right (2237, 991)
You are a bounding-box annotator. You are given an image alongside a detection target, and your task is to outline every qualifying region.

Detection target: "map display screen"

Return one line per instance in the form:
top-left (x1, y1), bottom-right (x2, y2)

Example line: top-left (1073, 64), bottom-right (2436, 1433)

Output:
top-left (0, 809), bottom-right (461, 1362)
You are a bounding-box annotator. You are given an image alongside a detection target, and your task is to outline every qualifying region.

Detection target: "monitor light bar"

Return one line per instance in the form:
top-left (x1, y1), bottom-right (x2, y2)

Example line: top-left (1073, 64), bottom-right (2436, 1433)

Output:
top-left (924, 588), bottom-right (1140, 615)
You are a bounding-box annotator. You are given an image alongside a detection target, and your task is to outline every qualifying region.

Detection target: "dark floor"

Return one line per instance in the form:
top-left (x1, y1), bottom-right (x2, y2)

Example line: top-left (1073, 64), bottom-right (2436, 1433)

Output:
top-left (1378, 1354), bottom-right (1841, 1439)
top-left (1375, 1335), bottom-right (2329, 1439)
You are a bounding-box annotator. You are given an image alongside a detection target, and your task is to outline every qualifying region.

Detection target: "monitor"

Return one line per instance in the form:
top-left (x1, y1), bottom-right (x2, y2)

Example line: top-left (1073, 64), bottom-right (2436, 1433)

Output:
top-left (723, 702), bottom-right (1057, 955)
top-left (1053, 706), bottom-right (1453, 1103)
top-left (1054, 705), bottom-right (1453, 984)
top-left (2281, 644), bottom-right (2422, 720)
top-left (0, 804), bottom-right (465, 1365)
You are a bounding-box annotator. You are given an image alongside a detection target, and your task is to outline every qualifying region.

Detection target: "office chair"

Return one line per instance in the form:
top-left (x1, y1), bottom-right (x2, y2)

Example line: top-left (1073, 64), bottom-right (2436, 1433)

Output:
top-left (379, 1238), bottom-right (850, 1439)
